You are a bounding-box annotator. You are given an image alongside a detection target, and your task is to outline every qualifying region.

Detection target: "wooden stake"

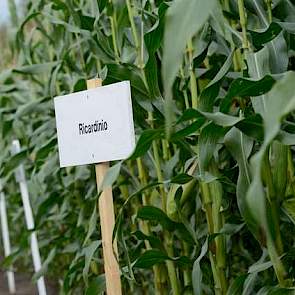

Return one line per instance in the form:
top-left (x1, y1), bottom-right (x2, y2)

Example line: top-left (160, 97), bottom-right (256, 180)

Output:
top-left (87, 78), bottom-right (122, 295)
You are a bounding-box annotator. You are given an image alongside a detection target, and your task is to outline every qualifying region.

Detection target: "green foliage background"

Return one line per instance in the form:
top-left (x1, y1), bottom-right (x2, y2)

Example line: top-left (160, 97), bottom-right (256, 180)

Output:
top-left (1, 0), bottom-right (295, 294)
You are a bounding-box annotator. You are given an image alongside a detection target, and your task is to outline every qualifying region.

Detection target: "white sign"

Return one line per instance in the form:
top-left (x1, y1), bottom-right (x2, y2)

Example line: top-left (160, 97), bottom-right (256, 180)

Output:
top-left (54, 81), bottom-right (135, 167)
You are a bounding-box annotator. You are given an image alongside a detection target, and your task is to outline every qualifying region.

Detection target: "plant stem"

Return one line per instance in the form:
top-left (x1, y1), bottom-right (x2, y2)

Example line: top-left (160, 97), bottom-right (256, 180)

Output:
top-left (224, 0), bottom-right (240, 71)
top-left (75, 33), bottom-right (86, 75)
top-left (209, 252), bottom-right (221, 295)
top-left (149, 112), bottom-right (180, 295)
top-left (127, 3), bottom-right (178, 292)
top-left (210, 163), bottom-right (227, 294)
top-left (200, 169), bottom-right (227, 294)
top-left (110, 16), bottom-right (120, 62)
top-left (183, 242), bottom-right (191, 287)
top-left (187, 39), bottom-right (198, 109)
top-left (262, 149), bottom-right (286, 286)
top-left (108, 0), bottom-right (120, 62)
top-left (238, 0), bottom-right (249, 51)
top-left (8, 0), bottom-right (18, 27)
top-left (126, 0), bottom-right (140, 62)
top-left (180, 67), bottom-right (190, 109)
top-left (136, 157), bottom-right (164, 294)
top-left (262, 150), bottom-right (283, 255)
top-left (161, 139), bottom-right (170, 161)
top-left (287, 150), bottom-right (295, 195)
top-left (126, 0), bottom-right (148, 89)
top-left (266, 0), bottom-right (273, 23)
top-left (267, 239), bottom-right (286, 287)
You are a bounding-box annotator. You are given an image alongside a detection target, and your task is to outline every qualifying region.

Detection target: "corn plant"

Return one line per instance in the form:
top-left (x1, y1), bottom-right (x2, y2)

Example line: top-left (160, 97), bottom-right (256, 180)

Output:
top-left (1, 0), bottom-right (295, 294)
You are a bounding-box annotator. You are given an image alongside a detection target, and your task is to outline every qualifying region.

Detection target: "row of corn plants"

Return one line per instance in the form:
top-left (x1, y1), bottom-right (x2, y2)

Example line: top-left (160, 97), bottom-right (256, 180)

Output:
top-left (1, 0), bottom-right (295, 294)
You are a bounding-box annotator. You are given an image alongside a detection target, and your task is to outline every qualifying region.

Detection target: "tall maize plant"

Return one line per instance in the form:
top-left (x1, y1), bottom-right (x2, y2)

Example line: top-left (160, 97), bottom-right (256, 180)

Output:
top-left (1, 0), bottom-right (295, 294)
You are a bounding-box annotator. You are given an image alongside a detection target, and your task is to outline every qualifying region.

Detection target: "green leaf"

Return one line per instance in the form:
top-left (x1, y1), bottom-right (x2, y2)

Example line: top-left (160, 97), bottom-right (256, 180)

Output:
top-left (177, 108), bottom-right (201, 123)
top-left (13, 62), bottom-right (59, 75)
top-left (276, 131), bottom-right (295, 145)
top-left (32, 248), bottom-right (56, 281)
top-left (78, 12), bottom-right (95, 31)
top-left (200, 111), bottom-right (242, 127)
top-left (199, 123), bottom-right (226, 174)
top-left (14, 97), bottom-right (48, 118)
top-left (248, 260), bottom-right (273, 274)
top-left (226, 275), bottom-right (247, 295)
top-left (171, 118), bottom-right (205, 140)
top-left (144, 3), bottom-right (168, 99)
top-left (134, 249), bottom-right (169, 268)
top-left (261, 72), bottom-right (295, 146)
top-left (199, 50), bottom-right (234, 112)
top-left (163, 0), bottom-right (217, 132)
top-left (129, 129), bottom-right (163, 159)
top-left (249, 22), bottom-right (282, 49)
top-left (85, 275), bottom-right (106, 295)
top-left (83, 204), bottom-right (98, 246)
top-left (132, 231), bottom-right (163, 250)
top-left (105, 64), bottom-right (149, 99)
top-left (170, 173), bottom-right (193, 185)
top-left (221, 76), bottom-right (275, 113)
top-left (162, 0), bottom-right (217, 92)
top-left (246, 72), bottom-right (295, 276)
top-left (246, 47), bottom-right (270, 115)
top-left (277, 21), bottom-right (295, 34)
top-left (1, 150), bottom-right (27, 178)
top-left (83, 241), bottom-right (101, 285)
top-left (282, 197), bottom-right (295, 224)
top-left (267, 32), bottom-right (288, 74)
top-left (241, 248), bottom-right (267, 295)
top-left (251, 1), bottom-right (288, 74)
top-left (235, 115), bottom-right (264, 141)
top-left (35, 137), bottom-right (57, 162)
top-left (224, 127), bottom-right (253, 232)
top-left (192, 238), bottom-right (208, 295)
top-left (136, 206), bottom-right (176, 231)
top-left (257, 286), bottom-right (295, 295)
top-left (100, 162), bottom-right (122, 192)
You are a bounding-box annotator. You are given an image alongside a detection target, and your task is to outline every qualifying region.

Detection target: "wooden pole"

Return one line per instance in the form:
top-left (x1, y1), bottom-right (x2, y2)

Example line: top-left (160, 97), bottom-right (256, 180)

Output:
top-left (86, 78), bottom-right (122, 295)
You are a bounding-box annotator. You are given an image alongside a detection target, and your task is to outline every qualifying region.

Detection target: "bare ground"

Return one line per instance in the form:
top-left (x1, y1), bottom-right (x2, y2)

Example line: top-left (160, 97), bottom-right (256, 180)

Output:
top-left (0, 270), bottom-right (58, 295)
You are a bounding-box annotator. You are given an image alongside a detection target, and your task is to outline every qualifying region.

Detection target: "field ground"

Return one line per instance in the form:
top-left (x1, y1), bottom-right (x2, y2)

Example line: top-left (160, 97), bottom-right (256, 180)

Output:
top-left (0, 270), bottom-right (57, 295)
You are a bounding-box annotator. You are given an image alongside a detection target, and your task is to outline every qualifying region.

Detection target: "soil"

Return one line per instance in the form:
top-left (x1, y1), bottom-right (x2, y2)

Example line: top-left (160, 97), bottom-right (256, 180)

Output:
top-left (0, 270), bottom-right (58, 295)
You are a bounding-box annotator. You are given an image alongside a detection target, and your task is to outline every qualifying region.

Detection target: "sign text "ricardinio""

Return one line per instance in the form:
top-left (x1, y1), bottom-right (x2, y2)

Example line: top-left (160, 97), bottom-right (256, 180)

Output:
top-left (79, 120), bottom-right (108, 135)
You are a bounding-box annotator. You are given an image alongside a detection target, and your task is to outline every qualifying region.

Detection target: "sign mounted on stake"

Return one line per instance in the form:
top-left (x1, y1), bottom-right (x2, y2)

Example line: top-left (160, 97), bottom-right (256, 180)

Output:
top-left (54, 81), bottom-right (135, 167)
top-left (54, 79), bottom-right (135, 295)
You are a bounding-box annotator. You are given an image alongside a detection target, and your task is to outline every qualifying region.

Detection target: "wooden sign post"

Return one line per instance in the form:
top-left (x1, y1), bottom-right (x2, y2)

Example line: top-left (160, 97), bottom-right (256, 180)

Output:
top-left (87, 79), bottom-right (121, 295)
top-left (54, 79), bottom-right (135, 295)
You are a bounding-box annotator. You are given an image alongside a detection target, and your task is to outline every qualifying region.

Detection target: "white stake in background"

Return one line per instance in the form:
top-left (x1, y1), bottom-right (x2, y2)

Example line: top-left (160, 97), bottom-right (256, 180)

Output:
top-left (11, 140), bottom-right (47, 295)
top-left (0, 180), bottom-right (16, 294)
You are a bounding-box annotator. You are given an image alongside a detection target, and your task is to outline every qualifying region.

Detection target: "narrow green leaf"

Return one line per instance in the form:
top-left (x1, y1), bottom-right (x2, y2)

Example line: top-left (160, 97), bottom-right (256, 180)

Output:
top-left (83, 241), bottom-right (100, 285)
top-left (100, 162), bottom-right (122, 192)
top-left (137, 206), bottom-right (176, 231)
top-left (83, 205), bottom-right (98, 246)
top-left (163, 0), bottom-right (217, 133)
top-left (226, 275), bottom-right (247, 295)
top-left (134, 249), bottom-right (169, 268)
top-left (129, 129), bottom-right (163, 160)
top-left (192, 238), bottom-right (208, 295)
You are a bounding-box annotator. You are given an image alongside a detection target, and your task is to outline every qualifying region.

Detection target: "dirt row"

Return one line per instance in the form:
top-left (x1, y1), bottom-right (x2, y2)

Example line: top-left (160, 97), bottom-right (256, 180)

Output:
top-left (0, 270), bottom-right (57, 295)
